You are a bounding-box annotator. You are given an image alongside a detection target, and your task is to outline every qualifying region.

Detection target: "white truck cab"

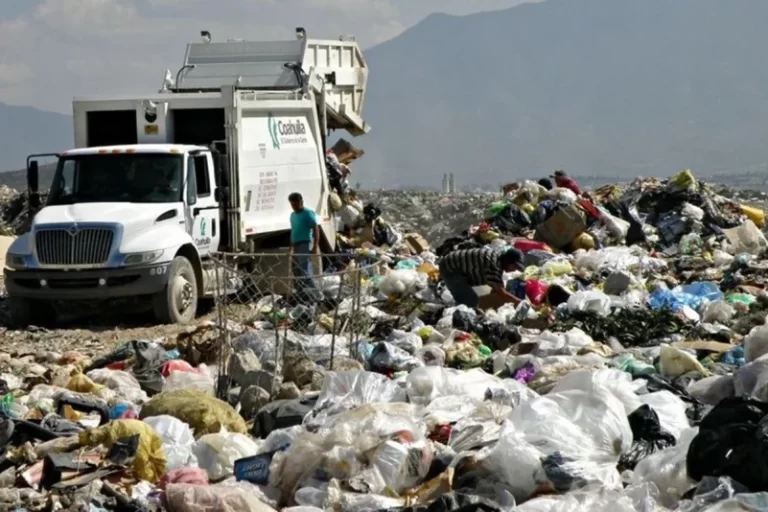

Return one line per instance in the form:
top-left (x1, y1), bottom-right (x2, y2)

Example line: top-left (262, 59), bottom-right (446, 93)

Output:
top-left (3, 28), bottom-right (370, 326)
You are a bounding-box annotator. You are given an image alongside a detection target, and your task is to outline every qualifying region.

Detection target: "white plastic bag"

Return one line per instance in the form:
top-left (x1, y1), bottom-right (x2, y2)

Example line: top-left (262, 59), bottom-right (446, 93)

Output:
top-left (386, 330), bottom-right (423, 354)
top-left (630, 427), bottom-right (699, 508)
top-left (162, 364), bottom-right (215, 395)
top-left (597, 206), bottom-right (630, 240)
top-left (550, 369), bottom-right (644, 415)
top-left (658, 345), bottom-right (706, 379)
top-left (733, 353), bottom-right (768, 401)
top-left (744, 324), bottom-right (768, 362)
top-left (638, 391), bottom-right (690, 440)
top-left (516, 483), bottom-right (662, 512)
top-left (712, 250), bottom-right (735, 267)
top-left (701, 300), bottom-right (735, 325)
top-left (725, 219), bottom-right (768, 255)
top-left (339, 205), bottom-right (362, 228)
top-left (486, 386), bottom-right (632, 502)
top-left (548, 187), bottom-right (578, 203)
top-left (681, 202), bottom-right (705, 221)
top-left (567, 291), bottom-right (612, 316)
top-left (193, 430), bottom-right (260, 481)
top-left (309, 371), bottom-right (407, 424)
top-left (143, 415), bottom-right (197, 471)
top-left (406, 367), bottom-right (537, 406)
top-left (687, 375), bottom-right (735, 405)
top-left (86, 368), bottom-right (148, 404)
top-left (378, 269), bottom-right (427, 296)
top-left (533, 329), bottom-right (594, 357)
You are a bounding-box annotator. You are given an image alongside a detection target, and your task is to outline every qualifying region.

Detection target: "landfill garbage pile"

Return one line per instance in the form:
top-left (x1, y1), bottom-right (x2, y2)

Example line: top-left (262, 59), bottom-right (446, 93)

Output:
top-left (8, 160), bottom-right (768, 510)
top-left (355, 191), bottom-right (494, 247)
top-left (0, 185), bottom-right (38, 236)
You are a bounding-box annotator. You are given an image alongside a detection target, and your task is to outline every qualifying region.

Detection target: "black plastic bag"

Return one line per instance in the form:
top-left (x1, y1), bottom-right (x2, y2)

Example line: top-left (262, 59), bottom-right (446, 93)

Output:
top-left (252, 395), bottom-right (318, 438)
top-left (638, 373), bottom-right (708, 424)
top-left (488, 204), bottom-right (531, 234)
top-left (686, 397), bottom-right (768, 492)
top-left (130, 340), bottom-right (167, 396)
top-left (541, 452), bottom-right (589, 493)
top-left (85, 343), bottom-right (136, 373)
top-left (436, 236), bottom-right (477, 258)
top-left (474, 321), bottom-right (517, 351)
top-left (363, 203), bottom-right (382, 223)
top-left (618, 405), bottom-right (676, 471)
top-left (369, 319), bottom-right (400, 340)
top-left (452, 310), bottom-right (476, 332)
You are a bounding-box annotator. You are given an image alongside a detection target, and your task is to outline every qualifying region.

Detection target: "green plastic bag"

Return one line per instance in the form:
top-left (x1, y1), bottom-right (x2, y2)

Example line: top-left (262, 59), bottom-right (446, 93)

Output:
top-left (727, 293), bottom-right (756, 306)
top-left (611, 354), bottom-right (656, 377)
top-left (487, 201), bottom-right (510, 216)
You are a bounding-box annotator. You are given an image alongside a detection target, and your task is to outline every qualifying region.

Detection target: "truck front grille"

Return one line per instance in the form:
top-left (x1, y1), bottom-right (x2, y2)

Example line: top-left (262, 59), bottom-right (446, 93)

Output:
top-left (35, 228), bottom-right (114, 266)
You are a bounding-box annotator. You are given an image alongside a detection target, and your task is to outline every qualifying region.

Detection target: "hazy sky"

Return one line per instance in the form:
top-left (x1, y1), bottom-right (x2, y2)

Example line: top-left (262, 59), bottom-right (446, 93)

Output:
top-left (0, 0), bottom-right (534, 114)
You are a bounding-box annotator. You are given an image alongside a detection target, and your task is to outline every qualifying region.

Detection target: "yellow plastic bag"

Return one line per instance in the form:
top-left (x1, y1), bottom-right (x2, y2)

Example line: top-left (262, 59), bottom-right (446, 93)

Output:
top-left (668, 169), bottom-right (697, 192)
top-left (139, 389), bottom-right (247, 437)
top-left (79, 419), bottom-right (166, 482)
top-left (570, 232), bottom-right (596, 251)
top-left (740, 205), bottom-right (766, 229)
top-left (66, 373), bottom-right (105, 394)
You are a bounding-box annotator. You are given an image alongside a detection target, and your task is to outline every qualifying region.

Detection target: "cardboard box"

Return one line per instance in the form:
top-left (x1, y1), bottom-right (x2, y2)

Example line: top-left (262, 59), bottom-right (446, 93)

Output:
top-left (534, 204), bottom-right (587, 250)
top-left (404, 233), bottom-right (430, 254)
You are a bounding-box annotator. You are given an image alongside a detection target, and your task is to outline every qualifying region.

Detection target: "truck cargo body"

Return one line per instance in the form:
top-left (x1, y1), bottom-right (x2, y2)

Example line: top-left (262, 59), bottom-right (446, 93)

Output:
top-left (70, 88), bottom-right (335, 249)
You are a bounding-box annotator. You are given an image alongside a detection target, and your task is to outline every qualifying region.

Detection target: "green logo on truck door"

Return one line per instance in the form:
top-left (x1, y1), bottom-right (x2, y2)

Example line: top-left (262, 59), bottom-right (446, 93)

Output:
top-left (268, 113), bottom-right (280, 149)
top-left (195, 217), bottom-right (211, 248)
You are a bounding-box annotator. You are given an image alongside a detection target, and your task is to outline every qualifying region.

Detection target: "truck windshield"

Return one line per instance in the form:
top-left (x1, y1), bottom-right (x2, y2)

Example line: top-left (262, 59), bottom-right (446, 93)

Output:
top-left (47, 153), bottom-right (184, 205)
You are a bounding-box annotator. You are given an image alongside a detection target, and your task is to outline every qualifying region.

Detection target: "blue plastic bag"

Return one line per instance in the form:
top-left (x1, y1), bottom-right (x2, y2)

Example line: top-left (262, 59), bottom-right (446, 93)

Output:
top-left (648, 281), bottom-right (724, 312)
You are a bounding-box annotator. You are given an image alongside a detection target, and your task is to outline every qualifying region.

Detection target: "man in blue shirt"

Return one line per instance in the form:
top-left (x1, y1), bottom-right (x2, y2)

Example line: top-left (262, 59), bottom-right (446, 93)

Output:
top-left (289, 192), bottom-right (320, 298)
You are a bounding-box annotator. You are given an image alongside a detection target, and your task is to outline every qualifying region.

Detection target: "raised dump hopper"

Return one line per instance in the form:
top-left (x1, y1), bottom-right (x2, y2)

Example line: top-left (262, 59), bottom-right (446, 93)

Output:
top-left (175, 30), bottom-right (369, 136)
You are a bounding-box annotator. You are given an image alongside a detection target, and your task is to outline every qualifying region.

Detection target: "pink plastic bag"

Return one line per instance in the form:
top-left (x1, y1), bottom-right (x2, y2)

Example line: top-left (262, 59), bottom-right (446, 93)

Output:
top-left (525, 280), bottom-right (549, 305)
top-left (161, 360), bottom-right (200, 377)
top-left (513, 239), bottom-right (551, 253)
top-left (160, 467), bottom-right (209, 489)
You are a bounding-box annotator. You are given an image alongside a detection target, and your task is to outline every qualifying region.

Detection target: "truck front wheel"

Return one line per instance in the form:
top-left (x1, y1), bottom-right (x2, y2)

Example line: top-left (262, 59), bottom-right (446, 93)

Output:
top-left (152, 256), bottom-right (198, 324)
top-left (7, 297), bottom-right (56, 328)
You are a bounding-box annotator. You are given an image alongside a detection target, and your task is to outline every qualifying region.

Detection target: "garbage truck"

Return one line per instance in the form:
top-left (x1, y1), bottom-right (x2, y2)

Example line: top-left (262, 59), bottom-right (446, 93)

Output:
top-left (3, 28), bottom-right (370, 326)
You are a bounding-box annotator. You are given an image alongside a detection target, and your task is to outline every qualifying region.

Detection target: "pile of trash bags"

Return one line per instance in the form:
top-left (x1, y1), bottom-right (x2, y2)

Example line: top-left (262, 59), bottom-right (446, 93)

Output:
top-left (5, 169), bottom-right (768, 510)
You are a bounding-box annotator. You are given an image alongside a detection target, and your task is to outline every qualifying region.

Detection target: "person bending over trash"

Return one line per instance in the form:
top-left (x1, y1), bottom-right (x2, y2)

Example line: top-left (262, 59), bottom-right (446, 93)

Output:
top-left (288, 192), bottom-right (320, 298)
top-left (439, 248), bottom-right (525, 308)
top-left (552, 170), bottom-right (583, 196)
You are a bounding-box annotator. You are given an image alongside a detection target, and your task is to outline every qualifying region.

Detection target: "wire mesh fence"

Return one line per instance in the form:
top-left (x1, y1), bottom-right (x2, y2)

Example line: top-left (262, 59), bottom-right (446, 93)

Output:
top-left (210, 251), bottom-right (382, 398)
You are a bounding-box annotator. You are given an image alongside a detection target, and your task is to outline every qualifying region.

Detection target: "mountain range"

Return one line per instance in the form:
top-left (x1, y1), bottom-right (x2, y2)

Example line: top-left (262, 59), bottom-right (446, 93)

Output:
top-left (3, 0), bottom-right (768, 188)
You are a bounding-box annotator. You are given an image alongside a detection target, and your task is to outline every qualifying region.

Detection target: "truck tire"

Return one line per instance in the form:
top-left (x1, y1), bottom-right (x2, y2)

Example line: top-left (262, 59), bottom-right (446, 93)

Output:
top-left (152, 256), bottom-right (198, 325)
top-left (7, 297), bottom-right (56, 328)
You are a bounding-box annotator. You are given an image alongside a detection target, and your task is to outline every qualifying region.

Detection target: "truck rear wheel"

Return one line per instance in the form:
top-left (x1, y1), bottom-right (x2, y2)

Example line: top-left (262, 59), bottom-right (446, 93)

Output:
top-left (152, 256), bottom-right (198, 325)
top-left (7, 297), bottom-right (56, 328)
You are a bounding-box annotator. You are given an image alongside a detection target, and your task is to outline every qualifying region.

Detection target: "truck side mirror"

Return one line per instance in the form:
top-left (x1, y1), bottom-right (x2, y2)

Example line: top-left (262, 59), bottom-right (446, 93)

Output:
top-left (217, 154), bottom-right (229, 187)
top-left (214, 186), bottom-right (229, 203)
top-left (27, 160), bottom-right (40, 209)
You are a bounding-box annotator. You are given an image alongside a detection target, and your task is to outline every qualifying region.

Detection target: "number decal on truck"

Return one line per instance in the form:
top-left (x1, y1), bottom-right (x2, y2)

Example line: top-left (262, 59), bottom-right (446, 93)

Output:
top-left (149, 266), bottom-right (168, 276)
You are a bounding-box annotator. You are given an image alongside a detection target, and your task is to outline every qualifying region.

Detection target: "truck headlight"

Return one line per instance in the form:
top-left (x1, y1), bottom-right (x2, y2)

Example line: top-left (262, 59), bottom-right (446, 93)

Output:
top-left (123, 250), bottom-right (163, 265)
top-left (4, 254), bottom-right (26, 270)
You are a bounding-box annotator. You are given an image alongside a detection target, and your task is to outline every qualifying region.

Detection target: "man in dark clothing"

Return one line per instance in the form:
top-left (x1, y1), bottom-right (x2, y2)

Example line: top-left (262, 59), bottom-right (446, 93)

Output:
top-left (439, 248), bottom-right (525, 308)
top-left (552, 170), bottom-right (583, 196)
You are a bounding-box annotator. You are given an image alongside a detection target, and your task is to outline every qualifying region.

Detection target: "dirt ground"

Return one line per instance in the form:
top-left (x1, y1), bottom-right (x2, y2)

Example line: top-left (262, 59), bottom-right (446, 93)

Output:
top-left (0, 277), bottom-right (255, 357)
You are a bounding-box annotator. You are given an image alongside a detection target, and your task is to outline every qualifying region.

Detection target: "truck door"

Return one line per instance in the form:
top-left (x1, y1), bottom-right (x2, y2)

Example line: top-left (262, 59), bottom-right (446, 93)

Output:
top-left (186, 153), bottom-right (220, 257)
